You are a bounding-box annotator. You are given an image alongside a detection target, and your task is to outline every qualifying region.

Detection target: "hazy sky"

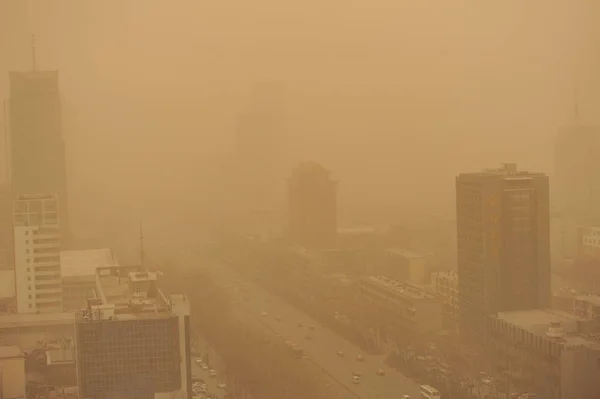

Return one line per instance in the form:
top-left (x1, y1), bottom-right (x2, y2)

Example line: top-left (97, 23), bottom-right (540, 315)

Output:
top-left (0, 0), bottom-right (599, 260)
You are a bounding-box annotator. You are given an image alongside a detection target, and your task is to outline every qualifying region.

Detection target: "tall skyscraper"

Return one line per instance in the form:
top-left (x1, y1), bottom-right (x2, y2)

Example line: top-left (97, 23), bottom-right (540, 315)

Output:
top-left (13, 194), bottom-right (62, 314)
top-left (554, 125), bottom-right (600, 258)
top-left (288, 162), bottom-right (337, 249)
top-left (456, 163), bottom-right (551, 340)
top-left (234, 82), bottom-right (286, 213)
top-left (8, 70), bottom-right (69, 239)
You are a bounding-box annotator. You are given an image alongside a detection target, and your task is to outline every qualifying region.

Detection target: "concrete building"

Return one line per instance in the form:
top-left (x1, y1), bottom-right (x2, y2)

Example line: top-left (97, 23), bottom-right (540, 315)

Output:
top-left (0, 186), bottom-right (15, 311)
top-left (358, 276), bottom-right (443, 346)
top-left (8, 70), bottom-right (69, 239)
top-left (75, 266), bottom-right (191, 399)
top-left (288, 162), bottom-right (337, 249)
top-left (0, 346), bottom-right (25, 399)
top-left (456, 163), bottom-right (551, 341)
top-left (573, 295), bottom-right (600, 320)
top-left (60, 249), bottom-right (117, 311)
top-left (381, 248), bottom-right (427, 284)
top-left (488, 309), bottom-right (600, 399)
top-left (578, 226), bottom-right (600, 259)
top-left (431, 270), bottom-right (459, 330)
top-left (13, 194), bottom-right (62, 314)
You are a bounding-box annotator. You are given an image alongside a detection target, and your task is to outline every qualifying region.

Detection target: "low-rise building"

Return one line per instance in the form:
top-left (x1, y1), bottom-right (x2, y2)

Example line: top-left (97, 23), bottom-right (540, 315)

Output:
top-left (358, 276), bottom-right (442, 347)
top-left (381, 249), bottom-right (427, 284)
top-left (579, 226), bottom-right (600, 258)
top-left (573, 295), bottom-right (600, 320)
top-left (431, 271), bottom-right (459, 330)
top-left (0, 346), bottom-right (25, 399)
top-left (488, 308), bottom-right (600, 399)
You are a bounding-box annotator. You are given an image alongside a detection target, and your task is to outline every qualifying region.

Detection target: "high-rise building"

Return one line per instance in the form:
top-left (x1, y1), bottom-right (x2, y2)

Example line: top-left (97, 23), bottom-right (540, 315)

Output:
top-left (0, 185), bottom-right (15, 311)
top-left (554, 125), bottom-right (600, 258)
top-left (288, 162), bottom-right (337, 249)
top-left (8, 71), bottom-right (69, 239)
top-left (75, 267), bottom-right (191, 399)
top-left (456, 163), bottom-right (551, 340)
top-left (13, 194), bottom-right (62, 314)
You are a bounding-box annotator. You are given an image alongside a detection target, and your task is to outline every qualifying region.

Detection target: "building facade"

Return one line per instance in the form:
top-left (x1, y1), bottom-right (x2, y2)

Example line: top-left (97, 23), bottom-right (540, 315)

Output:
top-left (8, 71), bottom-right (69, 239)
top-left (381, 248), bottom-right (427, 284)
top-left (358, 276), bottom-right (443, 347)
top-left (13, 194), bottom-right (62, 314)
top-left (287, 162), bottom-right (337, 249)
top-left (75, 267), bottom-right (191, 399)
top-left (488, 309), bottom-right (600, 399)
top-left (456, 163), bottom-right (551, 341)
top-left (431, 271), bottom-right (459, 330)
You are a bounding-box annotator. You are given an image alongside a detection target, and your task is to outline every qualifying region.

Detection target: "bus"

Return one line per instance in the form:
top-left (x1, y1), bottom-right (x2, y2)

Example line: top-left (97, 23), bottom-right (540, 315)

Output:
top-left (420, 384), bottom-right (441, 399)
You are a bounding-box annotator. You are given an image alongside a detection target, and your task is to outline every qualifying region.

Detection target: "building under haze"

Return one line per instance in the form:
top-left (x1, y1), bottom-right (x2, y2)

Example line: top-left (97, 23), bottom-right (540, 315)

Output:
top-left (75, 267), bottom-right (191, 399)
top-left (456, 163), bottom-right (551, 341)
top-left (554, 125), bottom-right (600, 258)
top-left (288, 162), bottom-right (337, 249)
top-left (13, 194), bottom-right (62, 314)
top-left (8, 70), bottom-right (69, 240)
top-left (0, 185), bottom-right (15, 311)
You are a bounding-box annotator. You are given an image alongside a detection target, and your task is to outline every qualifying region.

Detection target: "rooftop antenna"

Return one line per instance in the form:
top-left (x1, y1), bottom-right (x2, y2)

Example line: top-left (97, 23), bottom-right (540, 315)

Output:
top-left (31, 34), bottom-right (37, 71)
top-left (139, 220), bottom-right (145, 268)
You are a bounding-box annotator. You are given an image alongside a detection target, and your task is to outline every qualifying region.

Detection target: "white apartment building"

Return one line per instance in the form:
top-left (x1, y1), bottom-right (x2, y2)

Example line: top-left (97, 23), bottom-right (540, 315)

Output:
top-left (13, 194), bottom-right (62, 314)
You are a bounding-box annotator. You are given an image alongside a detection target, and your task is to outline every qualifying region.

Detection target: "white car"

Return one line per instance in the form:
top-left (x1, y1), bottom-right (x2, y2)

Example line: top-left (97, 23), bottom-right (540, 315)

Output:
top-left (209, 369), bottom-right (217, 377)
top-left (352, 376), bottom-right (360, 384)
top-left (217, 383), bottom-right (227, 389)
top-left (201, 364), bottom-right (209, 370)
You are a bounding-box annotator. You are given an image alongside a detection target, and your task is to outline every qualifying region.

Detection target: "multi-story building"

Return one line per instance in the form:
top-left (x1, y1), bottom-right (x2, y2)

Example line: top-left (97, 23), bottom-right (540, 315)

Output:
top-left (380, 248), bottom-right (427, 284)
top-left (578, 226), bottom-right (600, 259)
top-left (8, 70), bottom-right (69, 239)
top-left (75, 266), bottom-right (191, 399)
top-left (573, 295), bottom-right (600, 320)
top-left (358, 276), bottom-right (442, 347)
top-left (554, 125), bottom-right (600, 259)
top-left (288, 162), bottom-right (337, 249)
top-left (0, 186), bottom-right (15, 311)
top-left (60, 249), bottom-right (117, 311)
top-left (431, 270), bottom-right (459, 330)
top-left (456, 163), bottom-right (551, 341)
top-left (13, 194), bottom-right (62, 314)
top-left (488, 309), bottom-right (600, 399)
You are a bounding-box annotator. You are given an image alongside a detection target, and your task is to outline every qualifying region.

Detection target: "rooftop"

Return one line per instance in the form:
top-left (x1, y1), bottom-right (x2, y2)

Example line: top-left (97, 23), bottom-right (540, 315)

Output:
top-left (574, 295), bottom-right (600, 307)
top-left (386, 248), bottom-right (425, 259)
top-left (0, 345), bottom-right (23, 359)
top-left (0, 312), bottom-right (74, 329)
top-left (362, 276), bottom-right (437, 300)
top-left (61, 249), bottom-right (117, 279)
top-left (458, 163), bottom-right (545, 179)
top-left (496, 309), bottom-right (600, 349)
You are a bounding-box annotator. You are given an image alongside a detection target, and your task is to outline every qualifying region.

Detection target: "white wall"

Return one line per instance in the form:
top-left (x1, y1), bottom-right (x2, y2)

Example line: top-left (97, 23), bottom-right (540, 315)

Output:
top-left (13, 226), bottom-right (35, 313)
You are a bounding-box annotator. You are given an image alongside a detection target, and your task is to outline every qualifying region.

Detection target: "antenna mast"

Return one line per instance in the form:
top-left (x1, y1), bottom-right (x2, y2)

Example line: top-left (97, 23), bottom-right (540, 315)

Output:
top-left (139, 220), bottom-right (145, 268)
top-left (31, 34), bottom-right (37, 71)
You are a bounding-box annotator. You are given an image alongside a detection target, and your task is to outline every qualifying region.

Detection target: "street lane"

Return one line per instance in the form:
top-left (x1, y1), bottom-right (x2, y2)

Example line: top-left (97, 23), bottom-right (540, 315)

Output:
top-left (205, 263), bottom-right (423, 399)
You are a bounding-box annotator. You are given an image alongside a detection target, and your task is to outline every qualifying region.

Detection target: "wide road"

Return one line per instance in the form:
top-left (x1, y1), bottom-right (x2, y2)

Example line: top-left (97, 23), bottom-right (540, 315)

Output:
top-left (204, 263), bottom-right (422, 399)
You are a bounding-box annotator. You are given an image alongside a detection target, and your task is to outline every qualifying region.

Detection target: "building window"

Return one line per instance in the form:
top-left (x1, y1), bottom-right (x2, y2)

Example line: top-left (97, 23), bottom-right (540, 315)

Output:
top-left (28, 304), bottom-right (32, 308)
top-left (27, 277), bottom-right (31, 281)
top-left (25, 231), bottom-right (29, 235)
top-left (28, 294), bottom-right (32, 299)
top-left (27, 268), bottom-right (30, 272)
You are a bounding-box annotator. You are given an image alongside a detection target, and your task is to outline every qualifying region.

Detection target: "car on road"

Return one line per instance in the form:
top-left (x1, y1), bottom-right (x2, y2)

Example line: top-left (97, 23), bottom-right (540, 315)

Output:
top-left (356, 354), bottom-right (364, 362)
top-left (304, 334), bottom-right (313, 340)
top-left (275, 315), bottom-right (282, 321)
top-left (352, 376), bottom-right (360, 384)
top-left (261, 311), bottom-right (268, 317)
top-left (402, 395), bottom-right (411, 399)
top-left (309, 325), bottom-right (315, 330)
top-left (209, 369), bottom-right (217, 377)
top-left (201, 364), bottom-right (209, 370)
top-left (336, 350), bottom-right (345, 357)
top-left (195, 358), bottom-right (202, 364)
top-left (352, 371), bottom-right (362, 377)
top-left (217, 383), bottom-right (227, 389)
top-left (376, 368), bottom-right (386, 376)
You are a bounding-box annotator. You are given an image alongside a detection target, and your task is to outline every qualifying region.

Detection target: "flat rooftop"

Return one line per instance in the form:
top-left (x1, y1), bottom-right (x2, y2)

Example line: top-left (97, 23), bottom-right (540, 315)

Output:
top-left (574, 295), bottom-right (600, 307)
top-left (362, 276), bottom-right (436, 300)
top-left (61, 248), bottom-right (117, 279)
top-left (386, 248), bottom-right (425, 259)
top-left (0, 312), bottom-right (74, 329)
top-left (496, 309), bottom-right (600, 349)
